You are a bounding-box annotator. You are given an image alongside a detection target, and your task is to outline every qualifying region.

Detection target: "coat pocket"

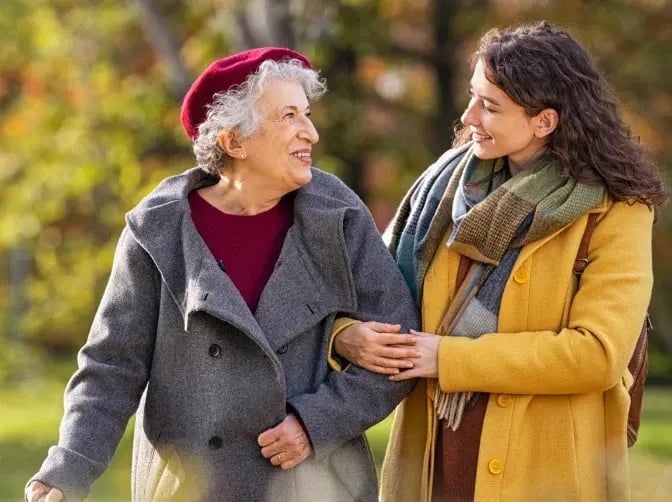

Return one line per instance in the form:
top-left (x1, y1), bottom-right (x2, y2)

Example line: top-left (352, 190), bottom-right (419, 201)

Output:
top-left (267, 456), bottom-right (356, 502)
top-left (144, 443), bottom-right (185, 501)
top-left (329, 436), bottom-right (379, 502)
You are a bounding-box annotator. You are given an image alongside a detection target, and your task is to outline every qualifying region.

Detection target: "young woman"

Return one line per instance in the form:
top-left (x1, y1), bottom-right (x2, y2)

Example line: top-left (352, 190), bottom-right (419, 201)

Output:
top-left (334, 21), bottom-right (667, 501)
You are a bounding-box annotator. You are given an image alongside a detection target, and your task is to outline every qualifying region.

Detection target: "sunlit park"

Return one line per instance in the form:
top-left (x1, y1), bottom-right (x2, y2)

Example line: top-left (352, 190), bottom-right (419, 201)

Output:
top-left (2, 1), bottom-right (672, 501)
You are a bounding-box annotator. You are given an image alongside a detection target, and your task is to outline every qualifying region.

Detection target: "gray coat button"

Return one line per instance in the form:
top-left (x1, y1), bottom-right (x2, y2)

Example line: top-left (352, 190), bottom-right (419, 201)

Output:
top-left (208, 436), bottom-right (222, 449)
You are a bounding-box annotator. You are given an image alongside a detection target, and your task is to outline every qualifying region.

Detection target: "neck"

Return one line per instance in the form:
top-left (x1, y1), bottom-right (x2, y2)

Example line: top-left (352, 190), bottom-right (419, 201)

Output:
top-left (508, 148), bottom-right (549, 177)
top-left (200, 171), bottom-right (283, 215)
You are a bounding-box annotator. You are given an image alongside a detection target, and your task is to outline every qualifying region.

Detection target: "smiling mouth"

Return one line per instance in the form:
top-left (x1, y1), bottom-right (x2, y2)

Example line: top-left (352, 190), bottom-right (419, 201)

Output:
top-left (291, 152), bottom-right (311, 159)
top-left (472, 131), bottom-right (492, 141)
top-left (291, 152), bottom-right (312, 165)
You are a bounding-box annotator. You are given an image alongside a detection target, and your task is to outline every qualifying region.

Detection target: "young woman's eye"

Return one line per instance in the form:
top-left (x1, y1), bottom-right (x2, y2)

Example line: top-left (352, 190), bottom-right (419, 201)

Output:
top-left (481, 101), bottom-right (495, 113)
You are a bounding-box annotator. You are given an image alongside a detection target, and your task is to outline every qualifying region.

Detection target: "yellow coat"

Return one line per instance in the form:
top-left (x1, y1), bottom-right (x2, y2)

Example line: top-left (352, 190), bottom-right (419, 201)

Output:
top-left (380, 199), bottom-right (653, 502)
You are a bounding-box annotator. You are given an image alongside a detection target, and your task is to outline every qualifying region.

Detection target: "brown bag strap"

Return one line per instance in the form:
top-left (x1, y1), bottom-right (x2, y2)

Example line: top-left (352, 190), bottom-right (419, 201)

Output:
top-left (456, 254), bottom-right (472, 290)
top-left (573, 212), bottom-right (650, 448)
top-left (574, 213), bottom-right (599, 275)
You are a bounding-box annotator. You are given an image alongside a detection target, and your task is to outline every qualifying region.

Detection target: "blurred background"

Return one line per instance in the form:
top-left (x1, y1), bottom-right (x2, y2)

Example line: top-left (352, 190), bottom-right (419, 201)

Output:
top-left (1, 0), bottom-right (671, 500)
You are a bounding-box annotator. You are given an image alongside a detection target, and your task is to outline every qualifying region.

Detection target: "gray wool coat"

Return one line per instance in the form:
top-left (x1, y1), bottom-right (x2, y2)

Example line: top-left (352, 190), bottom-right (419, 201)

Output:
top-left (30, 167), bottom-right (419, 502)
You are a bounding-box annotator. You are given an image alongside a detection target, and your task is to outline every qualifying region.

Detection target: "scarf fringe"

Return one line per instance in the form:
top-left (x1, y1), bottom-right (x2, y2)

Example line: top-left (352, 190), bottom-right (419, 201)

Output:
top-left (435, 389), bottom-right (473, 430)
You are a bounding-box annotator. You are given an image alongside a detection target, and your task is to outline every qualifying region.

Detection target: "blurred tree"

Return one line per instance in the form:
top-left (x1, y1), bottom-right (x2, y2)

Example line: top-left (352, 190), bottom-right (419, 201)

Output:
top-left (0, 0), bottom-right (201, 356)
top-left (133, 0), bottom-right (192, 97)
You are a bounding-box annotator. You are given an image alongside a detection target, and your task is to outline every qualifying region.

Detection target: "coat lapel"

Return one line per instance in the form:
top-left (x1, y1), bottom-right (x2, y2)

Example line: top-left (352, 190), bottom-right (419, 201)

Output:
top-left (253, 178), bottom-right (357, 349)
top-left (125, 168), bottom-right (273, 355)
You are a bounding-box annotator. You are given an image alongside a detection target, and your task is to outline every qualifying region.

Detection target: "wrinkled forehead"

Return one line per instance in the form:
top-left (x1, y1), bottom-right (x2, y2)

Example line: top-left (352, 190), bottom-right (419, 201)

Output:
top-left (256, 80), bottom-right (310, 116)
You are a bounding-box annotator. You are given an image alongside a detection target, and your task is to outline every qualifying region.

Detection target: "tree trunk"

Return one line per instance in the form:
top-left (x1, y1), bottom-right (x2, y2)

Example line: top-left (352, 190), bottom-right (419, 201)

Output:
top-left (132, 0), bottom-right (191, 98)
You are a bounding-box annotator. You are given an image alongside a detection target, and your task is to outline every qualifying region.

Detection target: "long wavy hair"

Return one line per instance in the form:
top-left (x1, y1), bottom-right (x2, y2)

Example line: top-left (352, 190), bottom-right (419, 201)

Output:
top-left (454, 21), bottom-right (668, 215)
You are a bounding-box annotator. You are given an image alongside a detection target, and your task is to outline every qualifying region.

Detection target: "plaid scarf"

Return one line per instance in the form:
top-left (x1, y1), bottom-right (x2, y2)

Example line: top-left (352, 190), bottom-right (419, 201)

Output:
top-left (387, 144), bottom-right (605, 429)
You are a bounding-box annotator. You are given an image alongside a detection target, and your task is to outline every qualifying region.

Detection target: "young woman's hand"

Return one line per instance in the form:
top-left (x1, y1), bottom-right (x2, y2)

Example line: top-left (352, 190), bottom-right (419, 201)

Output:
top-left (334, 321), bottom-right (420, 374)
top-left (389, 330), bottom-right (441, 381)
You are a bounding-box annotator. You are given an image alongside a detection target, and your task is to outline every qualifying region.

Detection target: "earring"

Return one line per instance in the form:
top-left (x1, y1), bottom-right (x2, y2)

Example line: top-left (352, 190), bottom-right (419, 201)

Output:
top-left (241, 153), bottom-right (247, 159)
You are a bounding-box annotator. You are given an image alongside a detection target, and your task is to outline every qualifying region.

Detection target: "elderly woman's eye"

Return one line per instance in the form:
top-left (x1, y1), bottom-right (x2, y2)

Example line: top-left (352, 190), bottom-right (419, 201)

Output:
top-left (283, 112), bottom-right (295, 120)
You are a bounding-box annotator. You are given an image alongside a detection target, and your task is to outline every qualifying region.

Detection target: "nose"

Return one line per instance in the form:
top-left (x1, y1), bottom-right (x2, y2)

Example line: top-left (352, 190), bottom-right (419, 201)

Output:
top-left (461, 98), bottom-right (479, 127)
top-left (298, 115), bottom-right (319, 144)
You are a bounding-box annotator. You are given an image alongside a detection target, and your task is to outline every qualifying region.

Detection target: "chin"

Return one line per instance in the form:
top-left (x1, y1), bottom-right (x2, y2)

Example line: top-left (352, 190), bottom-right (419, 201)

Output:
top-left (472, 144), bottom-right (499, 160)
top-left (291, 168), bottom-right (313, 189)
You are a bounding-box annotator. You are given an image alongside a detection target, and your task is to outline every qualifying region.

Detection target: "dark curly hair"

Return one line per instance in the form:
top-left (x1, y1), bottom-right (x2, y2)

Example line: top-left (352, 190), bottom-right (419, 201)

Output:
top-left (454, 21), bottom-right (668, 216)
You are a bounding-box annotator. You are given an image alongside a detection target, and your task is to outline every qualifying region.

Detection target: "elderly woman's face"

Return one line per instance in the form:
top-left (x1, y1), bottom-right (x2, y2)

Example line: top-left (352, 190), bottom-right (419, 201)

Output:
top-left (240, 80), bottom-right (319, 193)
top-left (460, 59), bottom-right (548, 169)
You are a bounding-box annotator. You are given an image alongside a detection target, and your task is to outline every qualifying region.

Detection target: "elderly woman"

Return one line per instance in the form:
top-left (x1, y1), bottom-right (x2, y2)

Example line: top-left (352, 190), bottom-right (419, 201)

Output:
top-left (333, 22), bottom-right (667, 501)
top-left (26, 48), bottom-right (418, 502)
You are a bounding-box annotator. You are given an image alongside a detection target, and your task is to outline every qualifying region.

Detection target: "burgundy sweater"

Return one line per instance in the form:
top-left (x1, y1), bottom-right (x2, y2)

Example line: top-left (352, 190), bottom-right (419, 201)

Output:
top-left (188, 190), bottom-right (294, 312)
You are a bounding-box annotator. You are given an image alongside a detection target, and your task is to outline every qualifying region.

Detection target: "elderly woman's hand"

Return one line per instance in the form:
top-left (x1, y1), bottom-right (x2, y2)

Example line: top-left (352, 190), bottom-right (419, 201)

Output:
top-left (258, 414), bottom-right (312, 470)
top-left (25, 481), bottom-right (64, 502)
top-left (334, 321), bottom-right (420, 375)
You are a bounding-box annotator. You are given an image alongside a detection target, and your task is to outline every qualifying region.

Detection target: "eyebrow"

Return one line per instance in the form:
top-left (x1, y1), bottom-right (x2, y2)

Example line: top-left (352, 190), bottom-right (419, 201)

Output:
top-left (470, 85), bottom-right (502, 107)
top-left (279, 104), bottom-right (311, 113)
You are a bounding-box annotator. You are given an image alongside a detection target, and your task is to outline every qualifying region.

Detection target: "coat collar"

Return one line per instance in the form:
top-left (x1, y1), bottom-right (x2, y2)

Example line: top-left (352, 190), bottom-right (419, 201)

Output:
top-left (125, 167), bottom-right (358, 349)
top-left (515, 194), bottom-right (610, 267)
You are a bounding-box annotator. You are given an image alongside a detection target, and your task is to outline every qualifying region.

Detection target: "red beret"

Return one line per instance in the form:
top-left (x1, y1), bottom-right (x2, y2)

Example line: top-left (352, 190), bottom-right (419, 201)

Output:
top-left (181, 47), bottom-right (312, 140)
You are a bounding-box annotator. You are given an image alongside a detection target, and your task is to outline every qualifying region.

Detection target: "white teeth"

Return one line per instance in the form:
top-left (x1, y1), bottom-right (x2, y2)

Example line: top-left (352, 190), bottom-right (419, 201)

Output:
top-left (292, 152), bottom-right (310, 158)
top-left (472, 132), bottom-right (490, 141)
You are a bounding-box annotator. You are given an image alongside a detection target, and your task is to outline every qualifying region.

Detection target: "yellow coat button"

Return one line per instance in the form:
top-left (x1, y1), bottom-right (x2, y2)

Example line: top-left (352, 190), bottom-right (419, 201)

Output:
top-left (513, 268), bottom-right (529, 284)
top-left (497, 394), bottom-right (513, 407)
top-left (488, 459), bottom-right (504, 475)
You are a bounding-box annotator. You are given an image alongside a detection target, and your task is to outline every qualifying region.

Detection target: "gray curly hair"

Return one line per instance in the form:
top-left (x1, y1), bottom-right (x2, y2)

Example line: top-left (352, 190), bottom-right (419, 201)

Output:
top-left (193, 58), bottom-right (327, 175)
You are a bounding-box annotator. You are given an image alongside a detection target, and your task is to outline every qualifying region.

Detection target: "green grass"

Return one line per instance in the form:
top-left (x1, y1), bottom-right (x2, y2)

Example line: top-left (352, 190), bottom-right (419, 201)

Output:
top-left (2, 362), bottom-right (672, 501)
top-left (628, 388), bottom-right (672, 501)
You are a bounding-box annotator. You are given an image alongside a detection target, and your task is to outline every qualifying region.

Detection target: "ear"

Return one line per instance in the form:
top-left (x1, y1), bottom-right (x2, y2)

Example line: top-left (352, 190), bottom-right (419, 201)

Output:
top-left (532, 108), bottom-right (559, 139)
top-left (217, 130), bottom-right (247, 160)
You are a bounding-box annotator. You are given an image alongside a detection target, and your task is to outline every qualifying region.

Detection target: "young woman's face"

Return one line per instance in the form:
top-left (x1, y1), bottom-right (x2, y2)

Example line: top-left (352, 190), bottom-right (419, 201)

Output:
top-left (461, 59), bottom-right (548, 169)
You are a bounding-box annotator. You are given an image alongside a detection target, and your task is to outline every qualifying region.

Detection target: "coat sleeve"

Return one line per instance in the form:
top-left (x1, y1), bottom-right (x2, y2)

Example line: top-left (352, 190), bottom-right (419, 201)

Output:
top-left (287, 200), bottom-right (421, 460)
top-left (437, 201), bottom-right (654, 395)
top-left (28, 226), bottom-right (160, 501)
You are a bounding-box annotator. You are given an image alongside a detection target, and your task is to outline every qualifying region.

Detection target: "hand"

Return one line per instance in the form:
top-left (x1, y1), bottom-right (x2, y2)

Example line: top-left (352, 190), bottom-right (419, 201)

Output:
top-left (334, 321), bottom-right (420, 374)
top-left (25, 481), bottom-right (64, 502)
top-left (258, 414), bottom-right (312, 470)
top-left (389, 330), bottom-right (441, 381)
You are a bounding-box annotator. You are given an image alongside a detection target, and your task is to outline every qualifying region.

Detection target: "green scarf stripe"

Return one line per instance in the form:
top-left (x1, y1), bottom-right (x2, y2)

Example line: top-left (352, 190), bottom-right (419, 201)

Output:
top-left (450, 150), bottom-right (604, 264)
